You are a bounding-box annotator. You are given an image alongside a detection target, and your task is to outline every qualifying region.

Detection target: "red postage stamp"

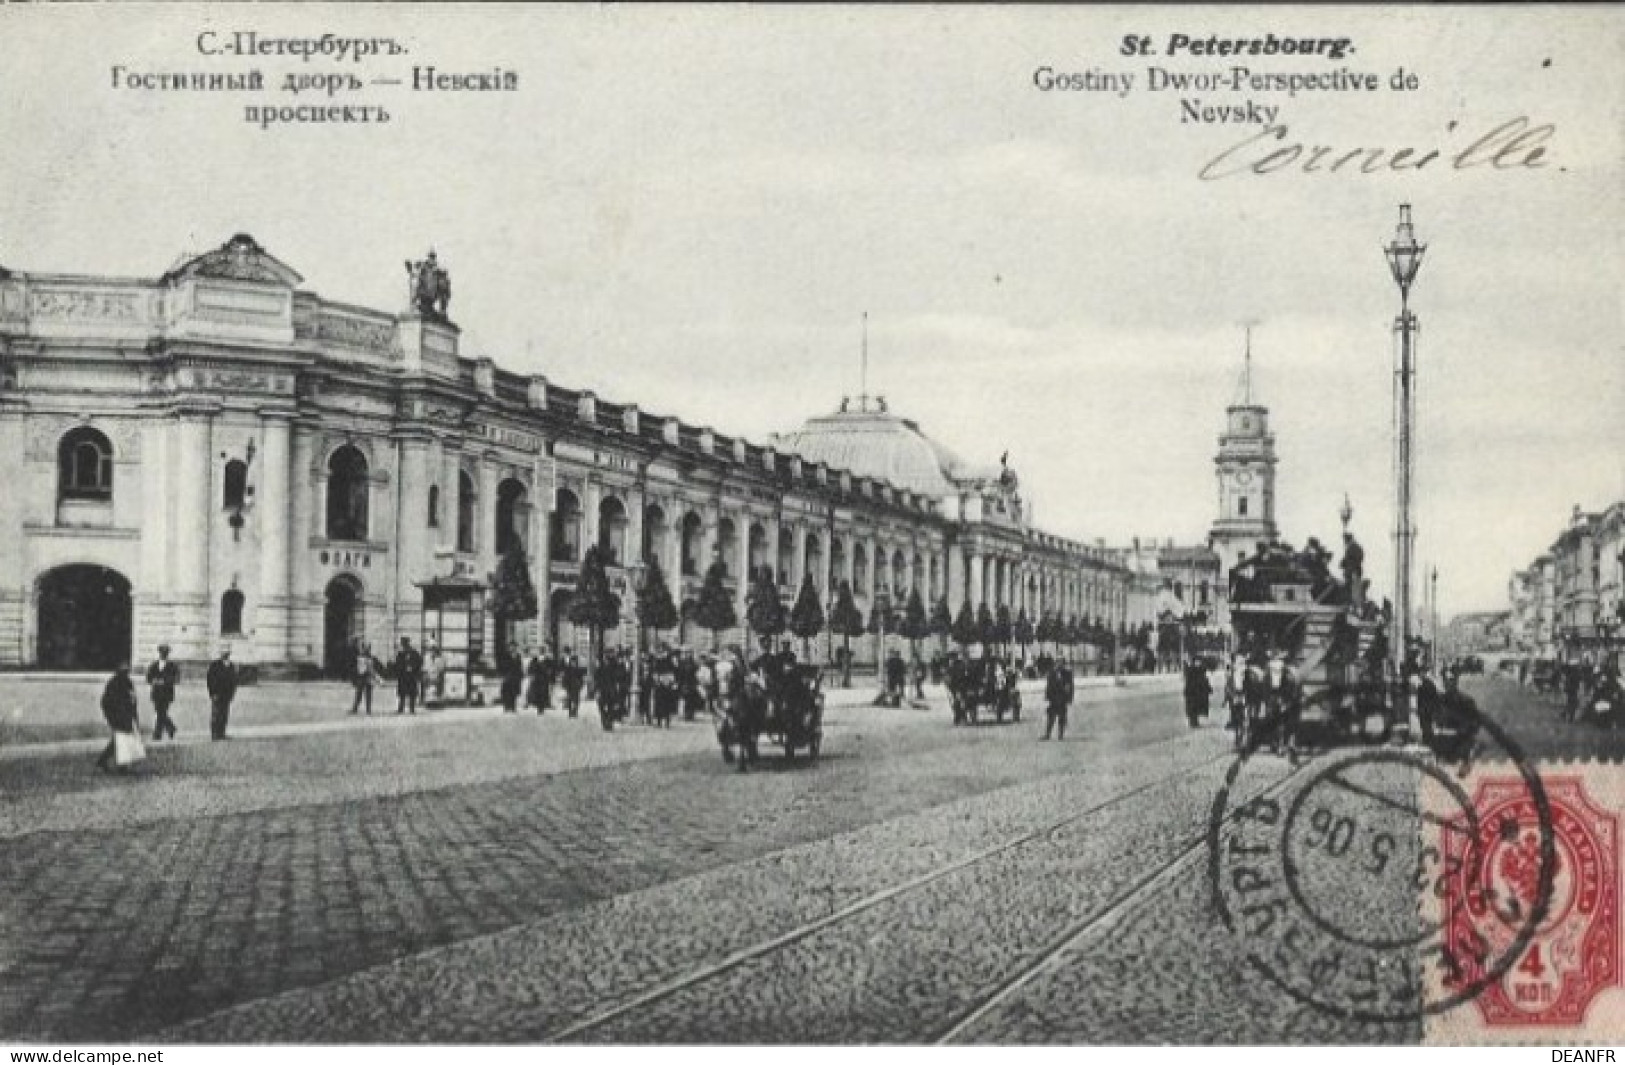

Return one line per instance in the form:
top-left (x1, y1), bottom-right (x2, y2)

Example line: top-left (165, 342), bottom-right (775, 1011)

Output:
top-left (1427, 772), bottom-right (1621, 1039)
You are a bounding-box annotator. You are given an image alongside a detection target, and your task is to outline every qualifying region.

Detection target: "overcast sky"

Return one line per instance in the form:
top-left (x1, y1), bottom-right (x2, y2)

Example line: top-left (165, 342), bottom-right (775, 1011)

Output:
top-left (1, 5), bottom-right (1620, 616)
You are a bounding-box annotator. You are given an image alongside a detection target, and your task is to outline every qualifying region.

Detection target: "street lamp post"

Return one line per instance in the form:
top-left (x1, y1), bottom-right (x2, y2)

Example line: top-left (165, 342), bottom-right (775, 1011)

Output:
top-left (629, 560), bottom-right (647, 719)
top-left (1430, 565), bottom-right (1440, 668)
top-left (1385, 204), bottom-right (1427, 680)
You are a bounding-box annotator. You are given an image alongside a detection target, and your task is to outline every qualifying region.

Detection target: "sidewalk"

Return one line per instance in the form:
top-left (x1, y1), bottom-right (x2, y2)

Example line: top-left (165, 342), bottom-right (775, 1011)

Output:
top-left (0, 671), bottom-right (1180, 760)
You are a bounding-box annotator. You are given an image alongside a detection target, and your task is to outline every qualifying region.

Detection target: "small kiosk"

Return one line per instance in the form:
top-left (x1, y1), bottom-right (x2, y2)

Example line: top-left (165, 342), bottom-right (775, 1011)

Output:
top-left (418, 576), bottom-right (487, 705)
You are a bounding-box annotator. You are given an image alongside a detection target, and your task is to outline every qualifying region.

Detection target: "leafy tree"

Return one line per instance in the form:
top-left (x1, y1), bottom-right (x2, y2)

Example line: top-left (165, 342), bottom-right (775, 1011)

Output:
top-left (951, 599), bottom-right (979, 648)
top-left (994, 604), bottom-right (1013, 652)
top-left (567, 545), bottom-right (621, 677)
top-left (692, 560), bottom-right (738, 651)
top-left (829, 580), bottom-right (866, 685)
top-left (1014, 607), bottom-right (1034, 657)
top-left (899, 586), bottom-right (929, 660)
top-left (788, 573), bottom-right (825, 658)
top-left (635, 555), bottom-right (680, 644)
top-left (977, 602), bottom-right (998, 648)
top-left (490, 547), bottom-right (539, 668)
top-left (746, 568), bottom-right (788, 651)
top-left (929, 596), bottom-right (953, 655)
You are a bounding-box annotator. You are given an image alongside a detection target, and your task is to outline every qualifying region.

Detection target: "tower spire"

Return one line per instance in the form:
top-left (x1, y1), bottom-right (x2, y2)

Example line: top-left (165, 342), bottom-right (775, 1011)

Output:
top-left (1232, 319), bottom-right (1261, 407)
top-left (1242, 323), bottom-right (1253, 405)
top-left (860, 311), bottom-right (869, 413)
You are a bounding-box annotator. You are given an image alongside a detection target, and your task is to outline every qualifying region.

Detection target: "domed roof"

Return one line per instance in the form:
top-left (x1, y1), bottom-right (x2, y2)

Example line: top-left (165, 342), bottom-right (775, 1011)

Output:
top-left (774, 405), bottom-right (990, 497)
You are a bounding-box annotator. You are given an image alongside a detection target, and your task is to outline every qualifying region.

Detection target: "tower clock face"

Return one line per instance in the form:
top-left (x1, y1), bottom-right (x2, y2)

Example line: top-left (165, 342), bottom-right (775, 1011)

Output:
top-left (1234, 470), bottom-right (1254, 486)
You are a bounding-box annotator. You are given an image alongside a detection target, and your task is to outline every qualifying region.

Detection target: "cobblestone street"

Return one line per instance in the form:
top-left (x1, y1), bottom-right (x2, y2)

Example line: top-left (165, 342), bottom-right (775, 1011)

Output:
top-left (0, 673), bottom-right (1587, 1043)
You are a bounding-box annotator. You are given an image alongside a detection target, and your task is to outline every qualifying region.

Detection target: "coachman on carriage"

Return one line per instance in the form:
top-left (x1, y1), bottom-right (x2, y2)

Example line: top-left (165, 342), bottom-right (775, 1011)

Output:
top-left (946, 654), bottom-right (1022, 726)
top-left (714, 652), bottom-right (825, 771)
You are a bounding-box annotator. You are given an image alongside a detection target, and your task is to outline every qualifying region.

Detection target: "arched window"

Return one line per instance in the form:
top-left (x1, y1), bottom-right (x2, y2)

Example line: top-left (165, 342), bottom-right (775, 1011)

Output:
top-left (716, 518), bottom-right (737, 578)
top-left (325, 445), bottom-right (369, 541)
top-left (456, 470), bottom-right (477, 553)
top-left (223, 459), bottom-right (248, 510)
top-left (748, 523), bottom-right (769, 580)
top-left (552, 489), bottom-right (582, 563)
top-left (220, 589), bottom-right (245, 636)
top-left (778, 528), bottom-right (795, 586)
top-left (643, 504), bottom-right (668, 566)
top-left (495, 478), bottom-right (529, 556)
top-left (680, 512), bottom-right (703, 576)
top-left (427, 485), bottom-right (440, 528)
top-left (599, 496), bottom-right (628, 566)
top-left (58, 427), bottom-right (114, 501)
top-left (854, 544), bottom-right (869, 592)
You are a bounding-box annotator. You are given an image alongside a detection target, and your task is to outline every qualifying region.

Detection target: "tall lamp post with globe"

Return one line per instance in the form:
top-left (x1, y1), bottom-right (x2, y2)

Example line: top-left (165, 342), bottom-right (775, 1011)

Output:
top-left (1385, 205), bottom-right (1426, 680)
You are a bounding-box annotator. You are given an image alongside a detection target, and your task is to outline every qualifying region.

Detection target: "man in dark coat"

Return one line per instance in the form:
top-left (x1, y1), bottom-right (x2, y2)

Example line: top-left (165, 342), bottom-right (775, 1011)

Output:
top-left (526, 649), bottom-right (553, 714)
top-left (205, 646), bottom-right (239, 741)
top-left (561, 653), bottom-right (586, 717)
top-left (145, 643), bottom-right (180, 741)
top-left (1043, 660), bottom-right (1074, 740)
top-left (499, 648), bottom-right (524, 713)
top-left (394, 637), bottom-right (423, 715)
top-left (1183, 657), bottom-right (1213, 728)
top-left (96, 663), bottom-right (139, 772)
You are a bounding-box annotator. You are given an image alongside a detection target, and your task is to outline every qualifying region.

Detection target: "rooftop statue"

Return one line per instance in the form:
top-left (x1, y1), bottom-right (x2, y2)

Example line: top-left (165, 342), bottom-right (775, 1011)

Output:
top-left (405, 250), bottom-right (452, 320)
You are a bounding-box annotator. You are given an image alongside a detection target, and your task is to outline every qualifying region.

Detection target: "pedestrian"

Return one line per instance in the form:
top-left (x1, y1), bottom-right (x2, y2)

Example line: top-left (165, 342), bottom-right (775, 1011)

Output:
top-left (206, 645), bottom-right (239, 741)
top-left (1261, 653), bottom-right (1301, 756)
top-left (526, 649), bottom-right (549, 714)
top-left (1043, 660), bottom-right (1074, 740)
top-left (1417, 669), bottom-right (1443, 745)
top-left (1183, 656), bottom-right (1212, 729)
top-left (912, 657), bottom-right (927, 701)
top-left (499, 647), bottom-right (524, 713)
top-left (394, 636), bottom-right (423, 715)
top-left (145, 643), bottom-right (180, 741)
top-left (349, 639), bottom-right (381, 715)
top-left (95, 662), bottom-right (144, 773)
top-left (424, 640), bottom-right (446, 704)
top-left (561, 653), bottom-right (585, 718)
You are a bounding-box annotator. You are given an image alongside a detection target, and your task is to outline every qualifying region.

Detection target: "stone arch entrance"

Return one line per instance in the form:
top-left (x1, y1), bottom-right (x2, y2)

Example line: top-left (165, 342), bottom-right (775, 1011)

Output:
top-left (37, 565), bottom-right (132, 670)
top-left (323, 575), bottom-right (364, 677)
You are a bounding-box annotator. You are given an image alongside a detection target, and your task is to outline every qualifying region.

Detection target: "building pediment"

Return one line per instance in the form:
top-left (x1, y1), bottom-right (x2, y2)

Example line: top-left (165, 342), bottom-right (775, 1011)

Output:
top-left (161, 234), bottom-right (303, 288)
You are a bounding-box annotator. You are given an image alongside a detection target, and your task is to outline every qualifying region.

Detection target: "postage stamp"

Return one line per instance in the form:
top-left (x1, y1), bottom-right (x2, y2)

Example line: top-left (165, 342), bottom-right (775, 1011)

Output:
top-left (1423, 767), bottom-right (1623, 1041)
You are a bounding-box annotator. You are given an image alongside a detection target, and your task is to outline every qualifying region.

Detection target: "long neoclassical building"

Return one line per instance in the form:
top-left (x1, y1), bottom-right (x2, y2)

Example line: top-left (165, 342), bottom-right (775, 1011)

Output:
top-left (0, 234), bottom-right (1129, 674)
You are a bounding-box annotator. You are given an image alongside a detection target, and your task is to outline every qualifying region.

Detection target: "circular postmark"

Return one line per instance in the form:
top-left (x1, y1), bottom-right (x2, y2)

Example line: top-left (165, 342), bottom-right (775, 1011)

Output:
top-left (1208, 712), bottom-right (1554, 1023)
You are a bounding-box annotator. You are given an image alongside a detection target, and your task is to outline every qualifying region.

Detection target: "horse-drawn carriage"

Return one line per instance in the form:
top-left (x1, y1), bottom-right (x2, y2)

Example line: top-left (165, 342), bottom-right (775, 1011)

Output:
top-left (715, 664), bottom-right (825, 770)
top-left (948, 658), bottom-right (1022, 726)
top-left (1228, 546), bottom-right (1391, 752)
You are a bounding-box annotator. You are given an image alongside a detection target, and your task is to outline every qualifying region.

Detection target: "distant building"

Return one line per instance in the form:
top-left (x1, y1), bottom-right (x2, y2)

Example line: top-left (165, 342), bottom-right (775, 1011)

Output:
top-left (1508, 501), bottom-right (1624, 662)
top-left (1442, 610), bottom-right (1513, 655)
top-left (0, 234), bottom-right (1129, 672)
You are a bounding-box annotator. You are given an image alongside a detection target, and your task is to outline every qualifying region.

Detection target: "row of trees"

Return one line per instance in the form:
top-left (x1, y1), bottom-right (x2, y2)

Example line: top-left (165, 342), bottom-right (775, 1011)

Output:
top-left (502, 545), bottom-right (1129, 664)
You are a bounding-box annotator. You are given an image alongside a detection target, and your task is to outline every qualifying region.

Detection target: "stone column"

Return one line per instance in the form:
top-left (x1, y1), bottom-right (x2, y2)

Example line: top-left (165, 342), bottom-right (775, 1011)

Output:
top-left (479, 457), bottom-right (500, 570)
top-left (534, 456), bottom-right (555, 649)
top-left (733, 512), bottom-right (750, 625)
top-left (968, 552), bottom-right (984, 609)
top-left (257, 413), bottom-right (295, 664)
top-left (173, 410), bottom-right (214, 660)
top-left (393, 433), bottom-right (431, 643)
top-left (584, 480), bottom-right (602, 561)
top-left (792, 523), bottom-right (807, 591)
top-left (439, 447), bottom-right (461, 553)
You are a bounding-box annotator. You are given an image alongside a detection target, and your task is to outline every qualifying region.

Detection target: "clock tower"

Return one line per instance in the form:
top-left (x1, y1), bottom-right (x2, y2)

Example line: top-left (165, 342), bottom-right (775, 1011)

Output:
top-left (1209, 332), bottom-right (1279, 583)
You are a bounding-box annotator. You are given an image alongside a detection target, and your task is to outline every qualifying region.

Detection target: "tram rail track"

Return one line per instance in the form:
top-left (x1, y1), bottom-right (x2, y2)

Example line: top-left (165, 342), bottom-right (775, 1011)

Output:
top-left (545, 743), bottom-right (1311, 1044)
